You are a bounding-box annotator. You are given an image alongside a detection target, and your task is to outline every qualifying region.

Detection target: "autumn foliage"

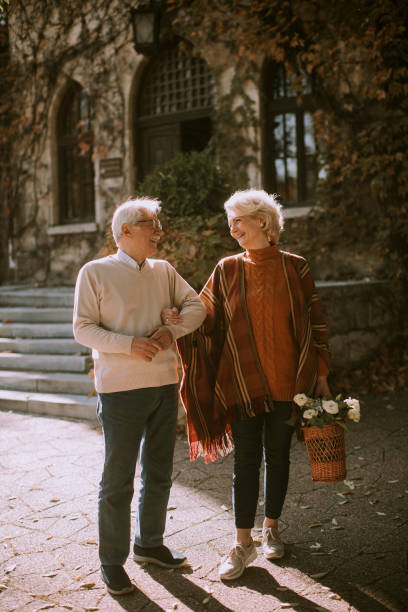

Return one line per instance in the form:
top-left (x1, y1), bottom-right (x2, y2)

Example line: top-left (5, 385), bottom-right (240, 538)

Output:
top-left (169, 0), bottom-right (408, 280)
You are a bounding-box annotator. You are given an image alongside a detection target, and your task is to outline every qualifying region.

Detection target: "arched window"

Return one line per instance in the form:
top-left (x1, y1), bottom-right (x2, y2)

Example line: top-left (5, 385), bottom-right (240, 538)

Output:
top-left (263, 62), bottom-right (318, 206)
top-left (57, 81), bottom-right (95, 223)
top-left (136, 44), bottom-right (214, 179)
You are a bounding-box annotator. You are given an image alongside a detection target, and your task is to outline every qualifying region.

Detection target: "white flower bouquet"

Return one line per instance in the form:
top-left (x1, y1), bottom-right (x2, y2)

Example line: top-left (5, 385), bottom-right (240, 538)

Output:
top-left (293, 393), bottom-right (361, 430)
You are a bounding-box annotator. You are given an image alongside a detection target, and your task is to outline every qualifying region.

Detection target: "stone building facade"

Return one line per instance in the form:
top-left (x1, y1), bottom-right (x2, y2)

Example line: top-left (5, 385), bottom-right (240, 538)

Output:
top-left (3, 2), bottom-right (236, 283)
top-left (4, 0), bottom-right (329, 285)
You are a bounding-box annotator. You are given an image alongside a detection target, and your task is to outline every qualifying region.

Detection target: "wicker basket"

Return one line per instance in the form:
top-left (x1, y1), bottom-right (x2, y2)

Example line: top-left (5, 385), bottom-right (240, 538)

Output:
top-left (302, 423), bottom-right (346, 483)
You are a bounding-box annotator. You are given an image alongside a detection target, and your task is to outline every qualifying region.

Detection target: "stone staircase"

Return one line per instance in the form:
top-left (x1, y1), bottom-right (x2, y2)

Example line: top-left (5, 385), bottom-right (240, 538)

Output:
top-left (0, 286), bottom-right (97, 421)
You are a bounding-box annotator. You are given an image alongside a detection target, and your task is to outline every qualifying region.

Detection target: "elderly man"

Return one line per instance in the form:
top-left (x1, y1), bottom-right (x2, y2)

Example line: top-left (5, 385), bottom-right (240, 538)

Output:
top-left (73, 198), bottom-right (206, 595)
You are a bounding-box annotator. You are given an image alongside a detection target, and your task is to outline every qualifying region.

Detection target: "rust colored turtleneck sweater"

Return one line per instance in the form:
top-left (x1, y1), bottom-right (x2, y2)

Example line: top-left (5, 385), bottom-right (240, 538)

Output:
top-left (243, 244), bottom-right (299, 401)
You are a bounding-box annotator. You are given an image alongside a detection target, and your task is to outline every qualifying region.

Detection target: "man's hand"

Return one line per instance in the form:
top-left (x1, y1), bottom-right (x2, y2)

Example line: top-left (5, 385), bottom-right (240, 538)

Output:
top-left (131, 336), bottom-right (162, 362)
top-left (315, 376), bottom-right (332, 398)
top-left (161, 307), bottom-right (182, 325)
top-left (145, 326), bottom-right (174, 351)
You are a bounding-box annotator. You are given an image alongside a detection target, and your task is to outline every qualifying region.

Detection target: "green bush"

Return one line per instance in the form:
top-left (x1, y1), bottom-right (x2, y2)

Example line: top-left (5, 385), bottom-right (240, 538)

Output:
top-left (135, 149), bottom-right (239, 217)
top-left (158, 212), bottom-right (238, 290)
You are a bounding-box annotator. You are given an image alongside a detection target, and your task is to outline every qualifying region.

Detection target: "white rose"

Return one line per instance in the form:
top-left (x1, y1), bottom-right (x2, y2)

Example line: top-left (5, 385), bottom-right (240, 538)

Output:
top-left (303, 408), bottom-right (318, 419)
top-left (348, 408), bottom-right (360, 422)
top-left (322, 400), bottom-right (339, 414)
top-left (294, 393), bottom-right (309, 407)
top-left (344, 397), bottom-right (360, 411)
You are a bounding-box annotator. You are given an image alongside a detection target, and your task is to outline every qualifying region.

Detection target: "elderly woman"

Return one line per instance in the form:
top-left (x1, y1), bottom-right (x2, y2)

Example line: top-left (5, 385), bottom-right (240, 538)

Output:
top-left (166, 189), bottom-right (331, 580)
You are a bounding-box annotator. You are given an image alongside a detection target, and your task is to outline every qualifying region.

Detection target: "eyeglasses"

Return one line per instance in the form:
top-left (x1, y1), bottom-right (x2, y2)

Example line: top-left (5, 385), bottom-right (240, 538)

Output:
top-left (134, 218), bottom-right (162, 231)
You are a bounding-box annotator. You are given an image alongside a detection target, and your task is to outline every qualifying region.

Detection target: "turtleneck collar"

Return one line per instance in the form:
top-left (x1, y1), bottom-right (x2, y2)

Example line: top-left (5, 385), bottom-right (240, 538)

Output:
top-left (244, 243), bottom-right (280, 263)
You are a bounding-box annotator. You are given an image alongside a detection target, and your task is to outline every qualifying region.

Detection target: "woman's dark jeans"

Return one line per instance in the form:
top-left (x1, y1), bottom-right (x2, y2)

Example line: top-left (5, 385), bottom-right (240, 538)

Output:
top-left (230, 401), bottom-right (294, 529)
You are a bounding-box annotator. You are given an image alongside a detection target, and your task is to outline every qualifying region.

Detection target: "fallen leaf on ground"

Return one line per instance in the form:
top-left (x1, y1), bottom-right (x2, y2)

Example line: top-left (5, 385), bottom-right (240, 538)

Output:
top-left (308, 523), bottom-right (322, 528)
top-left (310, 571), bottom-right (330, 579)
top-left (343, 480), bottom-right (355, 489)
top-left (80, 582), bottom-right (95, 589)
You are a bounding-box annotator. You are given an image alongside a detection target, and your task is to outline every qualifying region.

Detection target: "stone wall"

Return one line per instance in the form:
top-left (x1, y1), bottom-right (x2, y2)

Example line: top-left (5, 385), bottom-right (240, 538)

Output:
top-left (317, 279), bottom-right (402, 367)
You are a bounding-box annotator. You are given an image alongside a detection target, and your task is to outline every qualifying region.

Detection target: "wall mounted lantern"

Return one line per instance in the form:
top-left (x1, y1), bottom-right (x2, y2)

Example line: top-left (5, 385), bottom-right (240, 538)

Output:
top-left (131, 2), bottom-right (161, 56)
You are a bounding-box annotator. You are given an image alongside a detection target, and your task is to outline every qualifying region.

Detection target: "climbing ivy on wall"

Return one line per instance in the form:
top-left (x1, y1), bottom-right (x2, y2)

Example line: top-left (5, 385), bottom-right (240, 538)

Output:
top-left (0, 0), bottom-right (139, 281)
top-left (168, 0), bottom-right (408, 281)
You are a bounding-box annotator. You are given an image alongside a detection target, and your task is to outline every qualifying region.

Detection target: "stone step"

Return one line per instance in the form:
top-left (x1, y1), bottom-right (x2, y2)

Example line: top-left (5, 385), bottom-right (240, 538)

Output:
top-left (0, 370), bottom-right (94, 394)
top-left (0, 307), bottom-right (73, 323)
top-left (0, 338), bottom-right (88, 354)
top-left (0, 389), bottom-right (97, 422)
top-left (0, 352), bottom-right (92, 373)
top-left (0, 322), bottom-right (73, 338)
top-left (0, 287), bottom-right (74, 308)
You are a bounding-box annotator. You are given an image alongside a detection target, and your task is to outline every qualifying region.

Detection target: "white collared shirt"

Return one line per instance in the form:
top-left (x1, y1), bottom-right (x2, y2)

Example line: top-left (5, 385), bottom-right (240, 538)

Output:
top-left (116, 248), bottom-right (146, 271)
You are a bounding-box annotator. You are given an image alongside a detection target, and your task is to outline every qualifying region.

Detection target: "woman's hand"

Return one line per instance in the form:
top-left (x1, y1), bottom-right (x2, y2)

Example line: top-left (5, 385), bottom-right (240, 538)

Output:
top-left (161, 307), bottom-right (182, 325)
top-left (315, 376), bottom-right (332, 399)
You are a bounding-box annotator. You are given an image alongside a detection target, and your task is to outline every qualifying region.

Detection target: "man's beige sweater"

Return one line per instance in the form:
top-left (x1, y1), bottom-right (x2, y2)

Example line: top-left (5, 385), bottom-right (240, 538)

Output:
top-left (73, 252), bottom-right (206, 393)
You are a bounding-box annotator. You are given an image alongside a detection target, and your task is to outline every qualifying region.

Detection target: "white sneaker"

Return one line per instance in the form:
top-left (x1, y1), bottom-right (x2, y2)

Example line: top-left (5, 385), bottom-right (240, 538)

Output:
top-left (218, 542), bottom-right (257, 580)
top-left (262, 527), bottom-right (285, 559)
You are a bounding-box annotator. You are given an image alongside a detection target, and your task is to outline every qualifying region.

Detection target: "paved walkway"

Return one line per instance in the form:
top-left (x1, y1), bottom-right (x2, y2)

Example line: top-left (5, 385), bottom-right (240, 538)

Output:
top-left (0, 390), bottom-right (407, 612)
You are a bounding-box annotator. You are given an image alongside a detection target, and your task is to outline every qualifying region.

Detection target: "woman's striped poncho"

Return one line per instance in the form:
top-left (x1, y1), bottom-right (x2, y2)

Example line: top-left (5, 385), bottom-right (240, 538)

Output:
top-left (177, 250), bottom-right (330, 462)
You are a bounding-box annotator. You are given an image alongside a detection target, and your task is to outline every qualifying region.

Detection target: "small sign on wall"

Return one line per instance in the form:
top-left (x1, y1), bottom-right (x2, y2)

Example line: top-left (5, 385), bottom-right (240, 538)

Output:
top-left (100, 158), bottom-right (123, 178)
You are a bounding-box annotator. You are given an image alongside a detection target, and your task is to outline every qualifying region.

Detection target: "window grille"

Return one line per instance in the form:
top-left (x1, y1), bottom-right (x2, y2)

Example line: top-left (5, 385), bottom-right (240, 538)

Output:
top-left (58, 82), bottom-right (95, 224)
top-left (140, 46), bottom-right (214, 118)
top-left (264, 63), bottom-right (318, 206)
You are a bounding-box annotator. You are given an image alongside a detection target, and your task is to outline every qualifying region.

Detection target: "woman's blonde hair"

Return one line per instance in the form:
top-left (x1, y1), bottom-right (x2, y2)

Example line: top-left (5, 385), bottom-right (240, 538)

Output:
top-left (224, 189), bottom-right (284, 243)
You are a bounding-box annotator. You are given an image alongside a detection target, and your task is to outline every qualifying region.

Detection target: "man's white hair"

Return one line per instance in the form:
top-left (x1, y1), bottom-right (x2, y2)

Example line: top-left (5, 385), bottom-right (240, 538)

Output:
top-left (111, 198), bottom-right (161, 246)
top-left (224, 189), bottom-right (284, 243)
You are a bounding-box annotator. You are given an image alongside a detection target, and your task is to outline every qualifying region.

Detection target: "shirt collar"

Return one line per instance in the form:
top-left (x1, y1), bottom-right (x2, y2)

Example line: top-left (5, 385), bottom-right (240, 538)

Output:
top-left (117, 248), bottom-right (146, 271)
